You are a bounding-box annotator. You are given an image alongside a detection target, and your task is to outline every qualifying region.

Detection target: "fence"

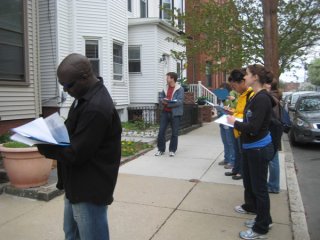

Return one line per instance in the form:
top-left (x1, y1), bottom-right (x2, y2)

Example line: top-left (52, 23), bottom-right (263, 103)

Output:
top-left (127, 104), bottom-right (199, 129)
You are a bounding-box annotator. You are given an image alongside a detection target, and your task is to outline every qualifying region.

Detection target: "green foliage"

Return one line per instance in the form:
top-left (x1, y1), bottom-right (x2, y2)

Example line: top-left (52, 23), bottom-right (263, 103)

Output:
top-left (168, 0), bottom-right (243, 73)
top-left (172, 0), bottom-right (320, 78)
top-left (0, 133), bottom-right (11, 144)
top-left (121, 140), bottom-right (152, 157)
top-left (235, 0), bottom-right (320, 75)
top-left (122, 121), bottom-right (150, 131)
top-left (308, 58), bottom-right (320, 86)
top-left (2, 141), bottom-right (30, 148)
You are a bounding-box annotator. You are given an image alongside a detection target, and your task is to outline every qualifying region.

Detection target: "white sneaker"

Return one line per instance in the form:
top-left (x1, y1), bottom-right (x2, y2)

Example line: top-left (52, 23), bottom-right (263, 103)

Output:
top-left (244, 219), bottom-right (273, 229)
top-left (239, 229), bottom-right (267, 239)
top-left (155, 151), bottom-right (164, 156)
top-left (169, 151), bottom-right (175, 157)
top-left (234, 205), bottom-right (255, 215)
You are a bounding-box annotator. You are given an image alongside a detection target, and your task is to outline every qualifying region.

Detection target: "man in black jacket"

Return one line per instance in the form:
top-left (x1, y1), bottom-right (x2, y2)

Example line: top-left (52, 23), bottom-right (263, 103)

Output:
top-left (37, 53), bottom-right (122, 240)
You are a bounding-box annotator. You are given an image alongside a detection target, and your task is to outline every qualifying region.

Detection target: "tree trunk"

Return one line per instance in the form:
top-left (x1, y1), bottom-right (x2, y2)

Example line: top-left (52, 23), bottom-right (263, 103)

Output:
top-left (262, 0), bottom-right (280, 81)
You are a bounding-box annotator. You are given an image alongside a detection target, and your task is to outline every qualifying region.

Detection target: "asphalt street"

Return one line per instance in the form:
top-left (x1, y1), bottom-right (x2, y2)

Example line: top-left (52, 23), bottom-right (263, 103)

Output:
top-left (291, 142), bottom-right (320, 240)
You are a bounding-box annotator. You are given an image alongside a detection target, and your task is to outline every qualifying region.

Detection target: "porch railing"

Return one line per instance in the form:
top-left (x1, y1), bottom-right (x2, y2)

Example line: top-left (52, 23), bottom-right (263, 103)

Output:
top-left (189, 81), bottom-right (217, 105)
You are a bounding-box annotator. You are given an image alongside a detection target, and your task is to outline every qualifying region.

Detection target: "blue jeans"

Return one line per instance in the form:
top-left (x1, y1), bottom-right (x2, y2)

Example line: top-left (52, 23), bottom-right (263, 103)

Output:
top-left (232, 137), bottom-right (242, 174)
top-left (157, 111), bottom-right (181, 152)
top-left (64, 197), bottom-right (109, 240)
top-left (219, 124), bottom-right (235, 165)
top-left (242, 143), bottom-right (274, 234)
top-left (268, 151), bottom-right (280, 192)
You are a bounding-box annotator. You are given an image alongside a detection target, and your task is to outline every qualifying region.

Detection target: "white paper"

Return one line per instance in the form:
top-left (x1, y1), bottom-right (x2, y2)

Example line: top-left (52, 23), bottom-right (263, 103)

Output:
top-left (214, 114), bottom-right (243, 128)
top-left (10, 133), bottom-right (43, 146)
top-left (11, 113), bottom-right (70, 146)
top-left (44, 113), bottom-right (70, 144)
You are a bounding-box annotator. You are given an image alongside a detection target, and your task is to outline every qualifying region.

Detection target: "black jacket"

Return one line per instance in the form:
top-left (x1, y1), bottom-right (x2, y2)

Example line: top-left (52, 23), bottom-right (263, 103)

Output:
top-left (38, 80), bottom-right (122, 205)
top-left (234, 89), bottom-right (276, 144)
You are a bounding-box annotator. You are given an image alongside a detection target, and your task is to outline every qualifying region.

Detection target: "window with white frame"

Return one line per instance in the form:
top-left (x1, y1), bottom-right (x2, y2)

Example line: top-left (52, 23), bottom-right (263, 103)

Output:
top-left (113, 43), bottom-right (123, 80)
top-left (85, 40), bottom-right (100, 77)
top-left (0, 0), bottom-right (26, 85)
top-left (140, 0), bottom-right (148, 18)
top-left (161, 0), bottom-right (172, 20)
top-left (129, 46), bottom-right (141, 73)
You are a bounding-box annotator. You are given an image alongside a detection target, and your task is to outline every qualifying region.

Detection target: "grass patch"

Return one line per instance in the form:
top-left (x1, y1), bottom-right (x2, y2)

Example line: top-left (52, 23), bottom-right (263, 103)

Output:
top-left (122, 120), bottom-right (159, 131)
top-left (121, 140), bottom-right (152, 157)
top-left (2, 141), bottom-right (30, 148)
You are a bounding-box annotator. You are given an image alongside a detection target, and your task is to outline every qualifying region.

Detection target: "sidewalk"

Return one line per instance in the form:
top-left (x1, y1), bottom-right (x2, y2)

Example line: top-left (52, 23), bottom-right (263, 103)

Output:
top-left (0, 123), bottom-right (293, 239)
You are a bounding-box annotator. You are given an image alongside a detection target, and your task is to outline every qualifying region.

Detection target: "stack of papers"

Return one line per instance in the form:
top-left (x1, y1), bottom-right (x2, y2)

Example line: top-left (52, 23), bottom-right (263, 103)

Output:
top-left (10, 113), bottom-right (70, 146)
top-left (214, 114), bottom-right (243, 128)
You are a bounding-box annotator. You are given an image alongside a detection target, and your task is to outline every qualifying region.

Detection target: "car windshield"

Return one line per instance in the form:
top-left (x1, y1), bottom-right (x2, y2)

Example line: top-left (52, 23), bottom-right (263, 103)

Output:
top-left (291, 94), bottom-right (301, 104)
top-left (298, 97), bottom-right (320, 112)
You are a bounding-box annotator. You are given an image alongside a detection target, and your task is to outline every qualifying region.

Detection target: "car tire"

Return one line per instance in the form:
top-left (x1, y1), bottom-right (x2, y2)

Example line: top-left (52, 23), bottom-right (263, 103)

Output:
top-left (289, 129), bottom-right (298, 146)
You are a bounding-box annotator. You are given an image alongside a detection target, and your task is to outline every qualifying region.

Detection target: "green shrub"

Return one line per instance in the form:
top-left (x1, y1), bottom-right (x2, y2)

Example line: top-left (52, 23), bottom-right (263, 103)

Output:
top-left (121, 140), bottom-right (152, 157)
top-left (0, 133), bottom-right (11, 144)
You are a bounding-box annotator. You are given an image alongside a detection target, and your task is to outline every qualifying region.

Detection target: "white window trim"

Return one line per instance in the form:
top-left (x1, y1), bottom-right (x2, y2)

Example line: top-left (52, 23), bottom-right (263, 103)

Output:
top-left (83, 37), bottom-right (102, 77)
top-left (129, 45), bottom-right (142, 74)
top-left (112, 41), bottom-right (124, 82)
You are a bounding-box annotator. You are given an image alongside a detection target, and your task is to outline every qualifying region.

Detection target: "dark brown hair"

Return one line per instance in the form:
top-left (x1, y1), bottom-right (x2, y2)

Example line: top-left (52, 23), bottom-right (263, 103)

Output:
top-left (247, 64), bottom-right (273, 85)
top-left (166, 72), bottom-right (178, 82)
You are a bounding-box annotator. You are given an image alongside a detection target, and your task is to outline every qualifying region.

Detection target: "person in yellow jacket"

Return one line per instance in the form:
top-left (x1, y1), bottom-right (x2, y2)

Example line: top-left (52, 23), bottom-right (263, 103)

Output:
top-left (224, 69), bottom-right (254, 181)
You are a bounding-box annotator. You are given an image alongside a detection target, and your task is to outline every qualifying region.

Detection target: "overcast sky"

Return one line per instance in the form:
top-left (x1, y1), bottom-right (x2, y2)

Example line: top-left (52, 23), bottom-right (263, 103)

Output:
top-left (281, 44), bottom-right (320, 83)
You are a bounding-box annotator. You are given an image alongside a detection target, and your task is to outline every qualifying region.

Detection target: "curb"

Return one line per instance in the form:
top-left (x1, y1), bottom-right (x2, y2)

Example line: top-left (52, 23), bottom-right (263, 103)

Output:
top-left (283, 135), bottom-right (310, 240)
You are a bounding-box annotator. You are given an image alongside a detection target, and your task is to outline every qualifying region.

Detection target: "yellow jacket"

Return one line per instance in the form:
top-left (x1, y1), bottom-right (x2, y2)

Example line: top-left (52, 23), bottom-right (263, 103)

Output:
top-left (233, 87), bottom-right (254, 138)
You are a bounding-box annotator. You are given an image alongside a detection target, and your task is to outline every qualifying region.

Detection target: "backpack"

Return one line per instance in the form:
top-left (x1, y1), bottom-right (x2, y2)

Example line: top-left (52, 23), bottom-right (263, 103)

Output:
top-left (269, 98), bottom-right (291, 152)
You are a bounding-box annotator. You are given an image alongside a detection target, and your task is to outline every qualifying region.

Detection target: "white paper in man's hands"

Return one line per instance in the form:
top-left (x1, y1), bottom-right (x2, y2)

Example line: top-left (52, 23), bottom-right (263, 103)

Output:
top-left (10, 113), bottom-right (70, 146)
top-left (214, 114), bottom-right (243, 128)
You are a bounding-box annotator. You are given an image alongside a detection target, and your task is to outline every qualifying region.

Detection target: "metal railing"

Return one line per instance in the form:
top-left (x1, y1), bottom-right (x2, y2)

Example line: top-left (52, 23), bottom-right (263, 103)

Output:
top-left (128, 106), bottom-right (160, 124)
top-left (189, 81), bottom-right (217, 105)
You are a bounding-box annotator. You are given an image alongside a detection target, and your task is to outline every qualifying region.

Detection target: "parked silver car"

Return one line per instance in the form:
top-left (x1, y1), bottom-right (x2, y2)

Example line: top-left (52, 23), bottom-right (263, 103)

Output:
top-left (284, 91), bottom-right (316, 112)
top-left (288, 92), bottom-right (320, 145)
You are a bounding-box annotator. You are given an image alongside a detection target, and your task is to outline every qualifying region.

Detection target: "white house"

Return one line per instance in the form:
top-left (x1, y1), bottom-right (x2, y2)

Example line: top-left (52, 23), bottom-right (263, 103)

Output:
top-left (0, 0), bottom-right (185, 133)
top-left (0, 0), bottom-right (41, 134)
top-left (39, 0), bottom-right (130, 120)
top-left (127, 0), bottom-right (186, 107)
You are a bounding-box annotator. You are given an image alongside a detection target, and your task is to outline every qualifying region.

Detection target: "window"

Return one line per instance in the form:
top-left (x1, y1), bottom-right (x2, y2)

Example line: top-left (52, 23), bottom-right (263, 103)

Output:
top-left (140, 0), bottom-right (148, 18)
top-left (205, 61), bottom-right (212, 87)
top-left (0, 0), bottom-right (26, 84)
top-left (161, 0), bottom-right (172, 20)
top-left (175, 0), bottom-right (184, 29)
top-left (113, 43), bottom-right (123, 80)
top-left (128, 0), bottom-right (132, 12)
top-left (85, 40), bottom-right (100, 77)
top-left (129, 46), bottom-right (141, 73)
top-left (177, 62), bottom-right (181, 79)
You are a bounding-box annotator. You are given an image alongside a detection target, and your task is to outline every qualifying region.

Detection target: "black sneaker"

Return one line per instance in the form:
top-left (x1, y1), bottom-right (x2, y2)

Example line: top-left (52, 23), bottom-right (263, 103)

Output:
top-left (232, 174), bottom-right (243, 180)
top-left (225, 172), bottom-right (237, 176)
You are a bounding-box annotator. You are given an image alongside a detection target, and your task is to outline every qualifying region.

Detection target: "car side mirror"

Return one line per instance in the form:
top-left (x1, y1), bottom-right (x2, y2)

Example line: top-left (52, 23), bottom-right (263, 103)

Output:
top-left (288, 106), bottom-right (296, 112)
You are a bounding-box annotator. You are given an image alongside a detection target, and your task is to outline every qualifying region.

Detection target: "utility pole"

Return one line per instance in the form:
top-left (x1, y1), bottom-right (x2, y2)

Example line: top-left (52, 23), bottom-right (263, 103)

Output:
top-left (262, 0), bottom-right (279, 81)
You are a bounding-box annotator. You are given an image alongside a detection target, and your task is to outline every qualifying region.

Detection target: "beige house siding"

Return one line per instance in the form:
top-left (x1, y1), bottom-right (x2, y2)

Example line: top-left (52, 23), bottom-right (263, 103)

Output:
top-left (0, 0), bottom-right (41, 122)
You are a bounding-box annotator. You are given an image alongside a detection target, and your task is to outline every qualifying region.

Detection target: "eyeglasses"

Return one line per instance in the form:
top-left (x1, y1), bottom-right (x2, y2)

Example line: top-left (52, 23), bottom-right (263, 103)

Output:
top-left (61, 80), bottom-right (76, 90)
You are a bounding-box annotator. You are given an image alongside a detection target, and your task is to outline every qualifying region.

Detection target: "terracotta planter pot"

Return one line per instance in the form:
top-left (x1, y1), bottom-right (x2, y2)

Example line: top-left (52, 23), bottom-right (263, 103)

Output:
top-left (0, 144), bottom-right (53, 189)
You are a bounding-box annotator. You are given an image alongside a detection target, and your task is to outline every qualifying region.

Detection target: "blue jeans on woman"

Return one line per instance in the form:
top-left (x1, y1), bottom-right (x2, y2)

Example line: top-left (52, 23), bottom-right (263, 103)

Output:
top-left (157, 111), bottom-right (181, 153)
top-left (231, 137), bottom-right (242, 175)
top-left (219, 124), bottom-right (235, 165)
top-left (268, 151), bottom-right (280, 193)
top-left (64, 197), bottom-right (109, 240)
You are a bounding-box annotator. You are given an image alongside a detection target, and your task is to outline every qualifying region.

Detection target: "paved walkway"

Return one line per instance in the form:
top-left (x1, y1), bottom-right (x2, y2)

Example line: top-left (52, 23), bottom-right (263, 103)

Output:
top-left (0, 122), bottom-right (293, 240)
